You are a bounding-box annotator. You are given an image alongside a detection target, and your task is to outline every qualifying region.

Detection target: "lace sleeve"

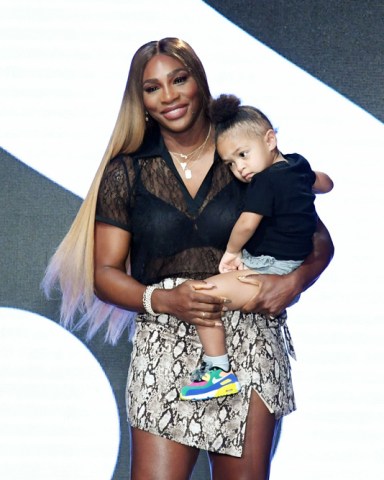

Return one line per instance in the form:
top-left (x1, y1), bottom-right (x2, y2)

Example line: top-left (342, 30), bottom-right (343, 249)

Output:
top-left (96, 156), bottom-right (135, 231)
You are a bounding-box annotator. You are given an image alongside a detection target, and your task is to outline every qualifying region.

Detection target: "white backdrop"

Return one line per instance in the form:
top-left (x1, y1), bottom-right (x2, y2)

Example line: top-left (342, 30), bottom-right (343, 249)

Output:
top-left (1, 1), bottom-right (383, 478)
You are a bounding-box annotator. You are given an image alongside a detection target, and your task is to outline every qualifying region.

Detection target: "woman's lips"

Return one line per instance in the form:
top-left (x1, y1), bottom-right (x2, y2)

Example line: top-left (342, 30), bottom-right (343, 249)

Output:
top-left (162, 105), bottom-right (188, 120)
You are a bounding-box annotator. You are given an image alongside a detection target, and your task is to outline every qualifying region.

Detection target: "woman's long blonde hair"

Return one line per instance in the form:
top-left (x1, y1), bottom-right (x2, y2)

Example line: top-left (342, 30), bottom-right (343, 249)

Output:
top-left (42, 38), bottom-right (212, 344)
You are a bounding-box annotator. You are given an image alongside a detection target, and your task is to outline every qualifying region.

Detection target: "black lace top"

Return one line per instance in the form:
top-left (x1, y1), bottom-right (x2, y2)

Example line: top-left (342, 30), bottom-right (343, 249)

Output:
top-left (96, 126), bottom-right (246, 285)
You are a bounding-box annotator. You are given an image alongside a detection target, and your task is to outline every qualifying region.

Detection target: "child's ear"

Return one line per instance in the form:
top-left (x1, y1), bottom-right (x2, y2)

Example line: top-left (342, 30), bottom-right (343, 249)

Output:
top-left (265, 129), bottom-right (277, 151)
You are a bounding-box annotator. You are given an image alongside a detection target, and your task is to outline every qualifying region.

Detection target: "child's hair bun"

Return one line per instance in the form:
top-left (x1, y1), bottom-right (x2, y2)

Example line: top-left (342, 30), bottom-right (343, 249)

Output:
top-left (209, 94), bottom-right (241, 125)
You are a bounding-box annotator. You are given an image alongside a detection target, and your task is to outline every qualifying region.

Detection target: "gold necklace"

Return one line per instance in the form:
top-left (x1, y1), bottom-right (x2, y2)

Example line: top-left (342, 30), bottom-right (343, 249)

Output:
top-left (172, 156), bottom-right (193, 179)
top-left (169, 124), bottom-right (211, 160)
top-left (169, 125), bottom-right (211, 180)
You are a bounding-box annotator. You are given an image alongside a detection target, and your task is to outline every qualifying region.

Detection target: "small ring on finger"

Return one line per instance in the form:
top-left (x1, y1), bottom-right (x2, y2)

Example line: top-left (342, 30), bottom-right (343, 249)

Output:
top-left (202, 312), bottom-right (206, 318)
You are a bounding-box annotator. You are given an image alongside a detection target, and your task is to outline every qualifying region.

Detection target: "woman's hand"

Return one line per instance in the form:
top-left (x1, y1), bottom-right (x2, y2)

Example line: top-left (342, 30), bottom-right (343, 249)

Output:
top-left (152, 280), bottom-right (228, 327)
top-left (238, 273), bottom-right (299, 316)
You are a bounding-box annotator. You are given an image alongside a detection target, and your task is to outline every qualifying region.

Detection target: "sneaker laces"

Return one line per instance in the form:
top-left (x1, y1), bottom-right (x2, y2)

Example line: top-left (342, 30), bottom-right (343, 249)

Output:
top-left (190, 361), bottom-right (213, 382)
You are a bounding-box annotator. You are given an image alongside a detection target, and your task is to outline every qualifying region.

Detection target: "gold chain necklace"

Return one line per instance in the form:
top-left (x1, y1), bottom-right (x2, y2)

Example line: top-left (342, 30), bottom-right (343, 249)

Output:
top-left (169, 125), bottom-right (211, 180)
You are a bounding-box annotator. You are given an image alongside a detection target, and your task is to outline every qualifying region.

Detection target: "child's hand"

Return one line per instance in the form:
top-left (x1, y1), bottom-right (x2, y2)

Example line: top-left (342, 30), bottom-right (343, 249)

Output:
top-left (219, 251), bottom-right (243, 273)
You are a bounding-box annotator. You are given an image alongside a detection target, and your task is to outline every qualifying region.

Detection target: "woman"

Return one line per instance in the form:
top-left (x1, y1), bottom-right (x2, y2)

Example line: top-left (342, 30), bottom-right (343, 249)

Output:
top-left (43, 38), bottom-right (333, 480)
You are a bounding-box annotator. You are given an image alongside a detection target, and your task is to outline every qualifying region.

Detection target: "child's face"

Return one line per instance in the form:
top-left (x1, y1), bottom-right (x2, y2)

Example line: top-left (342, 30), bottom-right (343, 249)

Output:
top-left (217, 129), bottom-right (276, 183)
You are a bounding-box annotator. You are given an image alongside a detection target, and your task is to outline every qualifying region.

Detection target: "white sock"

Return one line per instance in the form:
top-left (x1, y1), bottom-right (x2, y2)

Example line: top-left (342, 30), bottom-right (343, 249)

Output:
top-left (203, 354), bottom-right (230, 372)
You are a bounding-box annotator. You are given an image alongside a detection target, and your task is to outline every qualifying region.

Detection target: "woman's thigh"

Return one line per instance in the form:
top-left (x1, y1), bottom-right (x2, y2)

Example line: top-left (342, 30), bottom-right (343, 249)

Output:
top-left (208, 391), bottom-right (278, 480)
top-left (130, 427), bottom-right (200, 480)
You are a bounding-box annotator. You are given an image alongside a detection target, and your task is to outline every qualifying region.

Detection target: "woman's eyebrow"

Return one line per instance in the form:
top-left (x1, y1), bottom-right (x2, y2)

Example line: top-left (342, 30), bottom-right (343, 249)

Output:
top-left (143, 68), bottom-right (187, 85)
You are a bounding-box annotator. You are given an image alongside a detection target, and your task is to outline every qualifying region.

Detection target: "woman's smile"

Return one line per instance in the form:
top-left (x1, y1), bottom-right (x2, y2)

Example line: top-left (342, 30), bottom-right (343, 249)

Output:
top-left (161, 104), bottom-right (189, 120)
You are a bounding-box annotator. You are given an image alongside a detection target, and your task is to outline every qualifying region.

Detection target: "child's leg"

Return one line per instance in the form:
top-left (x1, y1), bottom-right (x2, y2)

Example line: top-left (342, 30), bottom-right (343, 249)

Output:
top-left (196, 323), bottom-right (226, 357)
top-left (193, 270), bottom-right (259, 371)
top-left (179, 272), bottom-right (252, 400)
top-left (203, 270), bottom-right (261, 311)
top-left (180, 318), bottom-right (240, 400)
top-left (196, 322), bottom-right (230, 372)
top-left (180, 271), bottom-right (258, 401)
top-left (194, 271), bottom-right (260, 369)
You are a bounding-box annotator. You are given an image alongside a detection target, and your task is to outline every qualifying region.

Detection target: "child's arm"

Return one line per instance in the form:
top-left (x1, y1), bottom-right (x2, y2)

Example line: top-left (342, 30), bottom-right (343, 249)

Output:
top-left (313, 171), bottom-right (334, 194)
top-left (219, 212), bottom-right (263, 272)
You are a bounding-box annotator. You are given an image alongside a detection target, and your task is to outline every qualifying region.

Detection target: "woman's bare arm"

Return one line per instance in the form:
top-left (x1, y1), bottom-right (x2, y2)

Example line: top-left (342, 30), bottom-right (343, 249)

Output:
top-left (239, 217), bottom-right (334, 315)
top-left (94, 222), bottom-right (144, 310)
top-left (94, 221), bottom-right (225, 326)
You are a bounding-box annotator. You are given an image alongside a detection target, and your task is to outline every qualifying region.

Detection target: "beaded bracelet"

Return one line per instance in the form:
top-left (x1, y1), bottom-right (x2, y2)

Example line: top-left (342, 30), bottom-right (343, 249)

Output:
top-left (142, 285), bottom-right (160, 316)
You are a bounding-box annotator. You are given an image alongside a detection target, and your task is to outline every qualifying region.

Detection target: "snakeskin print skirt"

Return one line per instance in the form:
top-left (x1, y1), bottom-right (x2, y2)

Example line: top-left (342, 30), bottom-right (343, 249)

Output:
top-left (126, 278), bottom-right (296, 457)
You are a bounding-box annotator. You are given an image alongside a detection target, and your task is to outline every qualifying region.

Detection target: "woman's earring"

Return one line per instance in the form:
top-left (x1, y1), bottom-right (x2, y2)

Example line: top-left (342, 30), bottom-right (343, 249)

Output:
top-left (145, 111), bottom-right (149, 122)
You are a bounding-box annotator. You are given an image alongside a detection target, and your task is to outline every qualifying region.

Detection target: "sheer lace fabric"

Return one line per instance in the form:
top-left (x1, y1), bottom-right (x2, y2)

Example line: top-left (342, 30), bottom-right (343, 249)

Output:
top-left (96, 153), bottom-right (245, 285)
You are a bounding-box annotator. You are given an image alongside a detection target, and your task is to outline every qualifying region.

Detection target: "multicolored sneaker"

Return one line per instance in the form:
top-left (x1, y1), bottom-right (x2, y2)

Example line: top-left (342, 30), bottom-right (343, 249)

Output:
top-left (180, 363), bottom-right (241, 401)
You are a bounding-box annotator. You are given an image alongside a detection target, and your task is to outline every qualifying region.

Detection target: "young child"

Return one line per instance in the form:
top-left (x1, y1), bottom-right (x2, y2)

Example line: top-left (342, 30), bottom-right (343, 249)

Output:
top-left (180, 94), bottom-right (333, 401)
